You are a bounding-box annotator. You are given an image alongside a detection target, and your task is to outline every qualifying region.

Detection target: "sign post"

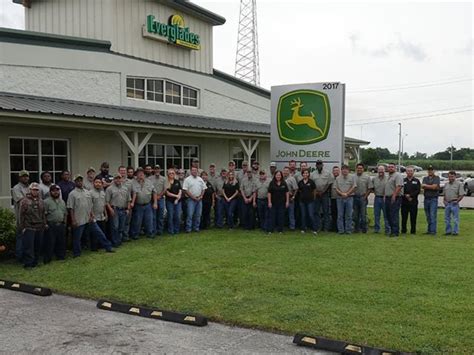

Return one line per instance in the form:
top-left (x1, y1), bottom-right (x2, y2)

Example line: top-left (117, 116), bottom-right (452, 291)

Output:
top-left (270, 82), bottom-right (345, 168)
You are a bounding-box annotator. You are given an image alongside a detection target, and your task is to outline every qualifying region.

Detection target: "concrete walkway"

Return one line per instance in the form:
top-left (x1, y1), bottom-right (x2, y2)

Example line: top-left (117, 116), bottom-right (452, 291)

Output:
top-left (0, 289), bottom-right (331, 354)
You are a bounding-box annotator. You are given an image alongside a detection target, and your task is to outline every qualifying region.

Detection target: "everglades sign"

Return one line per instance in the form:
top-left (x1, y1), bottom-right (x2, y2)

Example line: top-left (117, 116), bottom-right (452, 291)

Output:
top-left (144, 14), bottom-right (200, 50)
top-left (271, 83), bottom-right (345, 165)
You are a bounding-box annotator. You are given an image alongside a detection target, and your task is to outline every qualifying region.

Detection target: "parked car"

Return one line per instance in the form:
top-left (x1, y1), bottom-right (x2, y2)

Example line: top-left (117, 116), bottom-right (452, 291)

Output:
top-left (411, 165), bottom-right (423, 172)
top-left (396, 165), bottom-right (406, 173)
top-left (464, 177), bottom-right (474, 196)
top-left (369, 163), bottom-right (389, 173)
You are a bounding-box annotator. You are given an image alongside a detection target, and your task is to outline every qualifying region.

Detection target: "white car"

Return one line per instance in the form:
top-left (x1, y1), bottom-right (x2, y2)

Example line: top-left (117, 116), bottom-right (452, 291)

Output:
top-left (464, 177), bottom-right (474, 196)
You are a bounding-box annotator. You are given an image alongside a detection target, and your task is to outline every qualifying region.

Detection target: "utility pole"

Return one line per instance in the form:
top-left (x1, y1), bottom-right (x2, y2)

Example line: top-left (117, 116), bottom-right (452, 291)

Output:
top-left (450, 144), bottom-right (454, 169)
top-left (398, 123), bottom-right (402, 172)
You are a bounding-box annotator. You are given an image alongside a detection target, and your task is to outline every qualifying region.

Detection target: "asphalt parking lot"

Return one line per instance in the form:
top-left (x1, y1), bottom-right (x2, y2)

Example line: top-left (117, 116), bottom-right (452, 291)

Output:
top-left (0, 289), bottom-right (332, 354)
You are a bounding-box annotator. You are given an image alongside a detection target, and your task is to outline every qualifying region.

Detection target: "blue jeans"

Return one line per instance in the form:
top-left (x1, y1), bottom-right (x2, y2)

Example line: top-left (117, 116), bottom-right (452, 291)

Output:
top-left (314, 192), bottom-right (331, 231)
top-left (166, 200), bottom-right (182, 234)
top-left (286, 200), bottom-right (296, 230)
top-left (424, 197), bottom-right (438, 234)
top-left (153, 198), bottom-right (165, 235)
top-left (353, 195), bottom-right (368, 232)
top-left (44, 223), bottom-right (66, 262)
top-left (270, 203), bottom-right (286, 232)
top-left (385, 196), bottom-right (401, 236)
top-left (215, 198), bottom-right (225, 228)
top-left (337, 197), bottom-right (353, 233)
top-left (73, 222), bottom-right (112, 256)
top-left (242, 201), bottom-right (255, 230)
top-left (15, 227), bottom-right (23, 262)
top-left (130, 203), bottom-right (154, 238)
top-left (22, 228), bottom-right (43, 267)
top-left (374, 196), bottom-right (390, 234)
top-left (186, 199), bottom-right (202, 232)
top-left (256, 199), bottom-right (269, 231)
top-left (111, 207), bottom-right (128, 246)
top-left (224, 198), bottom-right (238, 228)
top-left (445, 202), bottom-right (460, 234)
top-left (299, 201), bottom-right (316, 231)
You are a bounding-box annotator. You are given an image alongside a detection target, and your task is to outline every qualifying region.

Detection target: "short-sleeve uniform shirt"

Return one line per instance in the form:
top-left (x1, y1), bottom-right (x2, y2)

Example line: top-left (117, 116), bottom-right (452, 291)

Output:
top-left (149, 175), bottom-right (166, 197)
top-left (385, 172), bottom-right (404, 197)
top-left (67, 188), bottom-right (92, 226)
top-left (132, 179), bottom-right (155, 204)
top-left (241, 177), bottom-right (257, 197)
top-left (422, 175), bottom-right (440, 198)
top-left (182, 175), bottom-right (207, 198)
top-left (372, 175), bottom-right (387, 196)
top-left (354, 173), bottom-right (372, 196)
top-left (106, 183), bottom-right (131, 208)
top-left (255, 178), bottom-right (270, 199)
top-left (335, 174), bottom-right (357, 198)
top-left (44, 197), bottom-right (67, 224)
top-left (444, 180), bottom-right (464, 201)
top-left (311, 169), bottom-right (334, 193)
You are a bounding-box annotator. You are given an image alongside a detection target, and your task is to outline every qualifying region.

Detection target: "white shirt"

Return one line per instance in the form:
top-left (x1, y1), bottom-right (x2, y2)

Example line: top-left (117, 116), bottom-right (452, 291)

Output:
top-left (182, 175), bottom-right (207, 198)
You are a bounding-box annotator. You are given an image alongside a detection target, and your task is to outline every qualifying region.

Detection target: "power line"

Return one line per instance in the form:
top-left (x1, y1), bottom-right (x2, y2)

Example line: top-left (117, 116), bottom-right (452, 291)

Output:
top-left (348, 77), bottom-right (473, 94)
top-left (346, 108), bottom-right (473, 126)
top-left (347, 105), bottom-right (473, 124)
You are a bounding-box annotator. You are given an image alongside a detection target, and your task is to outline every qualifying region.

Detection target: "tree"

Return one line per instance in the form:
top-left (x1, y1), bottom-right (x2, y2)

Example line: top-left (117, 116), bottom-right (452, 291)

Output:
top-left (410, 151), bottom-right (427, 160)
top-left (361, 148), bottom-right (379, 165)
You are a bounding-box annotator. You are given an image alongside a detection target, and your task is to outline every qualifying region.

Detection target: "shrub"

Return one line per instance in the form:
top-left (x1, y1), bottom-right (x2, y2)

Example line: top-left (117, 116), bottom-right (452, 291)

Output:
top-left (0, 207), bottom-right (16, 257)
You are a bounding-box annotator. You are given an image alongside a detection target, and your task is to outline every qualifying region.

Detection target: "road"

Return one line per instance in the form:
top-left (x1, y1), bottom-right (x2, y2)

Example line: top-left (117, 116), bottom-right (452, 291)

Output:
top-left (0, 289), bottom-right (331, 354)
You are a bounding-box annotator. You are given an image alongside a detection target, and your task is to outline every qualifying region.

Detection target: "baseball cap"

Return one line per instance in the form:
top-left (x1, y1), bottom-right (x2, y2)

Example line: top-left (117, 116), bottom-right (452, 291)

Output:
top-left (73, 174), bottom-right (84, 181)
top-left (29, 182), bottom-right (40, 190)
top-left (259, 170), bottom-right (266, 175)
top-left (270, 162), bottom-right (277, 167)
top-left (113, 173), bottom-right (122, 179)
top-left (50, 184), bottom-right (60, 191)
top-left (154, 164), bottom-right (161, 169)
top-left (316, 160), bottom-right (323, 164)
top-left (209, 163), bottom-right (216, 168)
top-left (18, 170), bottom-right (29, 177)
top-left (192, 158), bottom-right (199, 163)
top-left (86, 167), bottom-right (96, 174)
top-left (228, 160), bottom-right (235, 166)
top-left (427, 165), bottom-right (434, 170)
top-left (252, 161), bottom-right (259, 165)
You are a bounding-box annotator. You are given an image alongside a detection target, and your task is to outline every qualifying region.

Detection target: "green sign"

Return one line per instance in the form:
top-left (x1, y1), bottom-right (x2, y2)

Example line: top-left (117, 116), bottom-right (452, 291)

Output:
top-left (277, 90), bottom-right (331, 145)
top-left (146, 14), bottom-right (200, 50)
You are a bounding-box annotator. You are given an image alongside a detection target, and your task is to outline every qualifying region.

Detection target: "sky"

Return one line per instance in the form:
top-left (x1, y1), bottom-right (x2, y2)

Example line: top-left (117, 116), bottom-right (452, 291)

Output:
top-left (1, 0), bottom-right (472, 155)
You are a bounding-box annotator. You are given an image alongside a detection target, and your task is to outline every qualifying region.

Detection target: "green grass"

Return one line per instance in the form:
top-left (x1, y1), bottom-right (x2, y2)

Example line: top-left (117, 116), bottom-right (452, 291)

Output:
top-left (1, 210), bottom-right (473, 353)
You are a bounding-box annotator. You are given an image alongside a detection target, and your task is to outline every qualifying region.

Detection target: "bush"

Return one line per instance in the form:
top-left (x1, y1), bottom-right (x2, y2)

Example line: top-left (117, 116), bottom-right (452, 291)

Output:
top-left (0, 207), bottom-right (16, 257)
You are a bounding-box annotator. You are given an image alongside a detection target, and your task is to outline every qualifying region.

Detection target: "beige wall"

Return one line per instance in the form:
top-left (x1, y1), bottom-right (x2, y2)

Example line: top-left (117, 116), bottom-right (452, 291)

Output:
top-left (24, 0), bottom-right (214, 73)
top-left (0, 122), bottom-right (269, 208)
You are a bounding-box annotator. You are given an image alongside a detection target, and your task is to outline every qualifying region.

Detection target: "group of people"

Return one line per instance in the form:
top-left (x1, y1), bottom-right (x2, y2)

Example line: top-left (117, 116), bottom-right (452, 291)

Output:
top-left (11, 158), bottom-right (465, 268)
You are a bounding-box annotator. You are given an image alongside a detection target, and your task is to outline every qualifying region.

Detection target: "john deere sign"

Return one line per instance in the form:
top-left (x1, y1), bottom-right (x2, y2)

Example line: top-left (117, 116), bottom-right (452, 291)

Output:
top-left (144, 14), bottom-right (200, 50)
top-left (271, 83), bottom-right (345, 166)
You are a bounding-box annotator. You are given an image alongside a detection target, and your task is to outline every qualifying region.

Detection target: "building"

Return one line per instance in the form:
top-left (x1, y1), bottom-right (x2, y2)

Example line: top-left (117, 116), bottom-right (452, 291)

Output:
top-left (0, 0), bottom-right (368, 208)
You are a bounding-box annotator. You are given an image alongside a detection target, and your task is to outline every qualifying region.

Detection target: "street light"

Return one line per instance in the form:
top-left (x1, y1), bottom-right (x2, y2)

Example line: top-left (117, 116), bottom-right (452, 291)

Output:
top-left (401, 134), bottom-right (408, 166)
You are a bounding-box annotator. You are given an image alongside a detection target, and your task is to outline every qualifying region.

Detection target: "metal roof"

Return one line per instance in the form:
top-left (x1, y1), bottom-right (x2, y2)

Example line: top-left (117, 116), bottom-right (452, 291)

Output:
top-left (0, 92), bottom-right (270, 135)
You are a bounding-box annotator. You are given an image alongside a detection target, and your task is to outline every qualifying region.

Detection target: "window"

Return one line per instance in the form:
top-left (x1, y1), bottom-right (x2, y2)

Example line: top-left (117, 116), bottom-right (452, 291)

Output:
top-left (165, 81), bottom-right (181, 105)
top-left (232, 146), bottom-right (258, 170)
top-left (9, 138), bottom-right (69, 187)
top-left (126, 76), bottom-right (199, 107)
top-left (126, 77), bottom-right (145, 99)
top-left (127, 144), bottom-right (199, 170)
top-left (182, 87), bottom-right (198, 107)
top-left (147, 79), bottom-right (164, 102)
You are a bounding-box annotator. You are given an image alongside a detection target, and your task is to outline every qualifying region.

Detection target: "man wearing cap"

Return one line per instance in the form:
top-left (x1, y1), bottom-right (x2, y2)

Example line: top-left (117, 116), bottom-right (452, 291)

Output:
top-left (208, 163), bottom-right (218, 187)
top-left (311, 160), bottom-right (334, 232)
top-left (443, 171), bottom-right (464, 236)
top-left (44, 184), bottom-right (67, 262)
top-left (96, 162), bottom-right (113, 189)
top-left (372, 165), bottom-right (390, 234)
top-left (186, 158), bottom-right (203, 177)
top-left (384, 163), bottom-right (404, 237)
top-left (18, 182), bottom-right (47, 268)
top-left (353, 163), bottom-right (373, 233)
top-left (269, 162), bottom-right (277, 177)
top-left (401, 166), bottom-right (421, 235)
top-left (283, 167), bottom-right (298, 231)
top-left (106, 174), bottom-right (131, 246)
top-left (236, 161), bottom-right (249, 183)
top-left (183, 166), bottom-right (207, 233)
top-left (130, 168), bottom-right (157, 239)
top-left (57, 170), bottom-right (75, 204)
top-left (251, 161), bottom-right (260, 177)
top-left (335, 165), bottom-right (357, 234)
top-left (11, 170), bottom-right (30, 261)
top-left (214, 169), bottom-right (227, 228)
top-left (67, 174), bottom-right (114, 257)
top-left (422, 166), bottom-right (440, 235)
top-left (39, 171), bottom-right (58, 200)
top-left (83, 167), bottom-right (96, 191)
top-left (89, 177), bottom-right (108, 249)
top-left (254, 170), bottom-right (270, 231)
top-left (240, 169), bottom-right (257, 230)
top-left (149, 165), bottom-right (166, 236)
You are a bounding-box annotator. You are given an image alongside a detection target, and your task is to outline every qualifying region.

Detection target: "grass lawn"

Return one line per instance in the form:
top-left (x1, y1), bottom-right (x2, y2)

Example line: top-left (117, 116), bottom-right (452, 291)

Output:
top-left (1, 209), bottom-right (473, 353)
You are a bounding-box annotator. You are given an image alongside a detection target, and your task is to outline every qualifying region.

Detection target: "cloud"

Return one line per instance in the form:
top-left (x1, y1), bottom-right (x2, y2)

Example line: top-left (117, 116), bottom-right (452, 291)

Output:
top-left (349, 33), bottom-right (427, 62)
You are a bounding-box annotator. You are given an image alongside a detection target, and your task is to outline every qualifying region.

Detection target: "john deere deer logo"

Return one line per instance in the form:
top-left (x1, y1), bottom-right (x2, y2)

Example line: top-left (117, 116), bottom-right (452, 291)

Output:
top-left (277, 90), bottom-right (330, 144)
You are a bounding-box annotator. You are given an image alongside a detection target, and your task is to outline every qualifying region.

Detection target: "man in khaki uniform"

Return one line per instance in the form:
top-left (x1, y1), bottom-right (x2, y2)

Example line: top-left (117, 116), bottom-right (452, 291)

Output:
top-left (372, 165), bottom-right (390, 234)
top-left (149, 165), bottom-right (166, 236)
top-left (240, 169), bottom-right (257, 230)
top-left (443, 171), bottom-right (464, 235)
top-left (311, 160), bottom-right (334, 231)
top-left (106, 173), bottom-right (131, 245)
top-left (130, 168), bottom-right (157, 239)
top-left (214, 169), bottom-right (227, 228)
top-left (335, 165), bottom-right (357, 234)
top-left (254, 170), bottom-right (270, 231)
top-left (83, 167), bottom-right (96, 191)
top-left (89, 177), bottom-right (108, 250)
top-left (384, 163), bottom-right (404, 237)
top-left (44, 184), bottom-right (67, 262)
top-left (283, 167), bottom-right (298, 230)
top-left (353, 163), bottom-right (373, 233)
top-left (11, 169), bottom-right (30, 261)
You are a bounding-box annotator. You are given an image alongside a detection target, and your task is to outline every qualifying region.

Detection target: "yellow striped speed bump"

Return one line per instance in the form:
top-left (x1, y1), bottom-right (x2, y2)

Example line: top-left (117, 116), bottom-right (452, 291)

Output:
top-left (0, 279), bottom-right (52, 296)
top-left (293, 333), bottom-right (412, 354)
top-left (97, 299), bottom-right (208, 326)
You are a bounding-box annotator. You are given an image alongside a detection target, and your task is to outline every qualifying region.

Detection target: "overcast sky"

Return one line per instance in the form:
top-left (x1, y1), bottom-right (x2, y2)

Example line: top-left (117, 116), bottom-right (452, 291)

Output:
top-left (1, 0), bottom-right (472, 155)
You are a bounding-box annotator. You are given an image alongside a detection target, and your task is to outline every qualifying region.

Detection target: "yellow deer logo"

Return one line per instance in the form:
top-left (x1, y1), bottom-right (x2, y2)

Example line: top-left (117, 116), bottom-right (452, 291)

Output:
top-left (285, 97), bottom-right (324, 136)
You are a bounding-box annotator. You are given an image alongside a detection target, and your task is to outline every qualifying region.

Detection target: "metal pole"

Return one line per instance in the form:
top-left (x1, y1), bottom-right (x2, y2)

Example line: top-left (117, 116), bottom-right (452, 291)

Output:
top-left (450, 144), bottom-right (453, 169)
top-left (398, 123), bottom-right (402, 172)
